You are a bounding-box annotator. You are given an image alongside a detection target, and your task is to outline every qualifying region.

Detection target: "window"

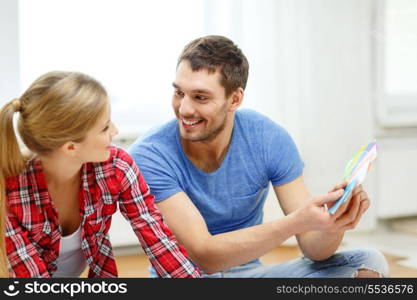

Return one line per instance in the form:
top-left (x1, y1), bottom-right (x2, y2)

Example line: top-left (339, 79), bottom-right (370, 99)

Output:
top-left (19, 0), bottom-right (205, 137)
top-left (375, 0), bottom-right (417, 127)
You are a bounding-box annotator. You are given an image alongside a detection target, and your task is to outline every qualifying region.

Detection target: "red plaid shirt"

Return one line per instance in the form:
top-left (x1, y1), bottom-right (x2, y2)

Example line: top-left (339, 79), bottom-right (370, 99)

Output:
top-left (5, 147), bottom-right (200, 278)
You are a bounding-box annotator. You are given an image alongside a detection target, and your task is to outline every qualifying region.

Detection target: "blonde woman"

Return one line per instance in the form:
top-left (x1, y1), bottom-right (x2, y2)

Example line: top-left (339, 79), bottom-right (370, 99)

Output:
top-left (0, 71), bottom-right (200, 278)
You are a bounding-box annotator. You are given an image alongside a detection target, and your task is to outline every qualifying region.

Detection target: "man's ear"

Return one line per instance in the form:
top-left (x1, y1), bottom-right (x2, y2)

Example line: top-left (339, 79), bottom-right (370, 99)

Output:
top-left (228, 87), bottom-right (244, 112)
top-left (59, 141), bottom-right (78, 156)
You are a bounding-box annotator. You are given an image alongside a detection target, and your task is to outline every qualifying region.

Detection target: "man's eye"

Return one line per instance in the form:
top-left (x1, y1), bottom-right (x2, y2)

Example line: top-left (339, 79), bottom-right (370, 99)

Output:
top-left (103, 126), bottom-right (109, 132)
top-left (175, 90), bottom-right (184, 96)
top-left (195, 95), bottom-right (208, 100)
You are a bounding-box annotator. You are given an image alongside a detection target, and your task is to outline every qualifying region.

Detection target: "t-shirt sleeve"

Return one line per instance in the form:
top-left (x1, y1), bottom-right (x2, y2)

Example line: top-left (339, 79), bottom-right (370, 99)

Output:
top-left (129, 142), bottom-right (183, 203)
top-left (264, 120), bottom-right (305, 186)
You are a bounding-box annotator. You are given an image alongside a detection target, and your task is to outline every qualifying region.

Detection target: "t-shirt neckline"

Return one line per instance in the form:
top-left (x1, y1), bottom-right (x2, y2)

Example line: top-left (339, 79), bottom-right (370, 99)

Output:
top-left (175, 119), bottom-right (237, 177)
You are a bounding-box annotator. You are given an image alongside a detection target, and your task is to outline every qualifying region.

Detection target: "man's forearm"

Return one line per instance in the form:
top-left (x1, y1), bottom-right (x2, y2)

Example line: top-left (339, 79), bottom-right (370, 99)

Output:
top-left (296, 230), bottom-right (344, 261)
top-left (198, 214), bottom-right (301, 274)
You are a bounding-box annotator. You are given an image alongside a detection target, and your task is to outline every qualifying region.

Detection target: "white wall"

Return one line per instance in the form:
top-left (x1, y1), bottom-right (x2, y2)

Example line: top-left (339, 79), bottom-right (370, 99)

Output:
top-left (267, 0), bottom-right (417, 223)
top-left (376, 137), bottom-right (417, 218)
top-left (0, 0), bottom-right (20, 101)
top-left (295, 0), bottom-right (378, 230)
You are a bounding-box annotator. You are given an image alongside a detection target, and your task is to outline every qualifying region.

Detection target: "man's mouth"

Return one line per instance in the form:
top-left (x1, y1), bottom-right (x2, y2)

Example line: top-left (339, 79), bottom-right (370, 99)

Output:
top-left (181, 118), bottom-right (203, 127)
top-left (183, 119), bottom-right (201, 125)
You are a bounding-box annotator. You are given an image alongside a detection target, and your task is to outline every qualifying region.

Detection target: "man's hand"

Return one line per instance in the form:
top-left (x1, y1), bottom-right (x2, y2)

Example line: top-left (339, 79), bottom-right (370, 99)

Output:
top-left (328, 182), bottom-right (370, 232)
top-left (292, 182), bottom-right (370, 233)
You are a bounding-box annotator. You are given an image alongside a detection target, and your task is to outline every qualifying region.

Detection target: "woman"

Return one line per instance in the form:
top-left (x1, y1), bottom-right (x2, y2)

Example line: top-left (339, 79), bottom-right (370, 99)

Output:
top-left (0, 71), bottom-right (200, 278)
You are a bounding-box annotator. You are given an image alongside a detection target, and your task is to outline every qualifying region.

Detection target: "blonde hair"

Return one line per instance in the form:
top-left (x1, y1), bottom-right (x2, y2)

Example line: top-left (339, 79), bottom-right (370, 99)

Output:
top-left (0, 71), bottom-right (108, 277)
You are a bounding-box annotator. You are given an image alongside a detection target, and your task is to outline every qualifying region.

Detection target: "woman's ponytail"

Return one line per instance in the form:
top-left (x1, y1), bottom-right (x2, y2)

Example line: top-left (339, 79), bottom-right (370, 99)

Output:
top-left (0, 99), bottom-right (26, 277)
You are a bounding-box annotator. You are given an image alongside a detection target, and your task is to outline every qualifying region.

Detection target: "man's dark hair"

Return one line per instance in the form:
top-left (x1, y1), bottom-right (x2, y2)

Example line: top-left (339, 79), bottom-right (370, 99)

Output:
top-left (177, 35), bottom-right (249, 97)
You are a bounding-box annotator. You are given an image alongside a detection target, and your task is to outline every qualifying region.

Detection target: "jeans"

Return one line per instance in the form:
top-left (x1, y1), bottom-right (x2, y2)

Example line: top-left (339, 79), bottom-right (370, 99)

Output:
top-left (148, 248), bottom-right (389, 278)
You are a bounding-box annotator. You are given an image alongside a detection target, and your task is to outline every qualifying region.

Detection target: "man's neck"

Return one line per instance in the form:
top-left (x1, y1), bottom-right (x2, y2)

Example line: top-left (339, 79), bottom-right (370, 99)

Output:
top-left (181, 116), bottom-right (234, 173)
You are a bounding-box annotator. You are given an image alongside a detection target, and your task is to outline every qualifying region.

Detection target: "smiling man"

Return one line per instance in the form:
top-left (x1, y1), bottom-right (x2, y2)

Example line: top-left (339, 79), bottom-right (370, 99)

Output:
top-left (129, 35), bottom-right (389, 278)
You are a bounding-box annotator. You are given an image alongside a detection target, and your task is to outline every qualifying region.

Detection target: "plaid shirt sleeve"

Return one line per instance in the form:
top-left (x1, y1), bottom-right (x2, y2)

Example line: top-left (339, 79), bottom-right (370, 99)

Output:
top-left (5, 211), bottom-right (50, 278)
top-left (114, 148), bottom-right (200, 278)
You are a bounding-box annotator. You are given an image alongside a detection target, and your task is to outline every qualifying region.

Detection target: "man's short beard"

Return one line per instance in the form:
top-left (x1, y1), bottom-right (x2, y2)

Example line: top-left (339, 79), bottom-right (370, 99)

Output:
top-left (188, 112), bottom-right (227, 143)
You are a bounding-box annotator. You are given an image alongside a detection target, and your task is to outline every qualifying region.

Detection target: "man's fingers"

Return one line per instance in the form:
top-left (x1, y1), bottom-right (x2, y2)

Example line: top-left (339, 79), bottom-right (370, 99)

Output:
top-left (340, 211), bottom-right (362, 231)
top-left (359, 196), bottom-right (370, 213)
top-left (324, 189), bottom-right (371, 232)
top-left (351, 184), bottom-right (364, 197)
top-left (338, 196), bottom-right (370, 231)
top-left (328, 181), bottom-right (348, 193)
top-left (335, 193), bottom-right (361, 226)
top-left (315, 189), bottom-right (344, 205)
top-left (331, 197), bottom-right (351, 219)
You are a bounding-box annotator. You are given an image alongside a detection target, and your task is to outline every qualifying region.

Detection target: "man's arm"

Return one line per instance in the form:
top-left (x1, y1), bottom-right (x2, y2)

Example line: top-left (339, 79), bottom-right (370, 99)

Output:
top-left (274, 175), bottom-right (370, 261)
top-left (156, 192), bottom-right (299, 274)
top-left (155, 188), bottom-right (343, 274)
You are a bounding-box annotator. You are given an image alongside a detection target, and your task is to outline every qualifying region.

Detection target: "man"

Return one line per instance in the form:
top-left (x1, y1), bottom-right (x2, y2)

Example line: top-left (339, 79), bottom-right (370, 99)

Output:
top-left (129, 35), bottom-right (388, 278)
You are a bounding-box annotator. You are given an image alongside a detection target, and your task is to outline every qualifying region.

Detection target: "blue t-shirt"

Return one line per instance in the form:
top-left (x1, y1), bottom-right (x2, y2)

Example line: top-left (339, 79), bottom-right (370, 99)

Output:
top-left (129, 109), bottom-right (304, 235)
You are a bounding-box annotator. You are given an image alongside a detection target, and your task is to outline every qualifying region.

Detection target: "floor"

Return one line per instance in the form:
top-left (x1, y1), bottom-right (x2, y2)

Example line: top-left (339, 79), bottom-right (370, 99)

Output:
top-left (81, 244), bottom-right (417, 277)
top-left (343, 223), bottom-right (417, 275)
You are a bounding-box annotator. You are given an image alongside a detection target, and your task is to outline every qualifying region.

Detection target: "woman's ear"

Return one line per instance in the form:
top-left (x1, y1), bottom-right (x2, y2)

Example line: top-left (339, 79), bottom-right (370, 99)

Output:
top-left (59, 141), bottom-right (78, 156)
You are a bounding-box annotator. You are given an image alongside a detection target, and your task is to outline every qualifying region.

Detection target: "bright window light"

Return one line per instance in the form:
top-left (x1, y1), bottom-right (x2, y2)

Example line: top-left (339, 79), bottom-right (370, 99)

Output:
top-left (19, 0), bottom-right (205, 133)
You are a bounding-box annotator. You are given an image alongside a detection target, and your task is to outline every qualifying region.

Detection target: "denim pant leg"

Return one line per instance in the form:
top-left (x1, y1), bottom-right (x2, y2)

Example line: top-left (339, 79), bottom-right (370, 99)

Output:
top-left (206, 248), bottom-right (389, 278)
top-left (149, 247), bottom-right (389, 278)
top-left (295, 248), bottom-right (390, 278)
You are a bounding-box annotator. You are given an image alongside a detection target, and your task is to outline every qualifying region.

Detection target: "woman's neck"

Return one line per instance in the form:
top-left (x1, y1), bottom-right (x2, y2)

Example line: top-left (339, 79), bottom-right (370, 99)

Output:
top-left (39, 152), bottom-right (82, 186)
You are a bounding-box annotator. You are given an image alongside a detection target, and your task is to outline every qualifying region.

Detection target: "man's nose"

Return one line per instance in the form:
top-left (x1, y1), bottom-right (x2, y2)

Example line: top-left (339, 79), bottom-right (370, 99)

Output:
top-left (178, 95), bottom-right (195, 116)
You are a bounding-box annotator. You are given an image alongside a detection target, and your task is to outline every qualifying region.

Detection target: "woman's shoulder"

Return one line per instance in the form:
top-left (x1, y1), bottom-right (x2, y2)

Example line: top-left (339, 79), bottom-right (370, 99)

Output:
top-left (109, 146), bottom-right (132, 163)
top-left (96, 146), bottom-right (136, 176)
top-left (6, 158), bottom-right (43, 189)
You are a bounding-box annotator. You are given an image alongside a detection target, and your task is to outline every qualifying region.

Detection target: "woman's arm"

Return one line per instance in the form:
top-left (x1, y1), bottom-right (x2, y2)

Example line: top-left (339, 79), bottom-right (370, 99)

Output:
top-left (6, 212), bottom-right (50, 278)
top-left (115, 150), bottom-right (200, 278)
